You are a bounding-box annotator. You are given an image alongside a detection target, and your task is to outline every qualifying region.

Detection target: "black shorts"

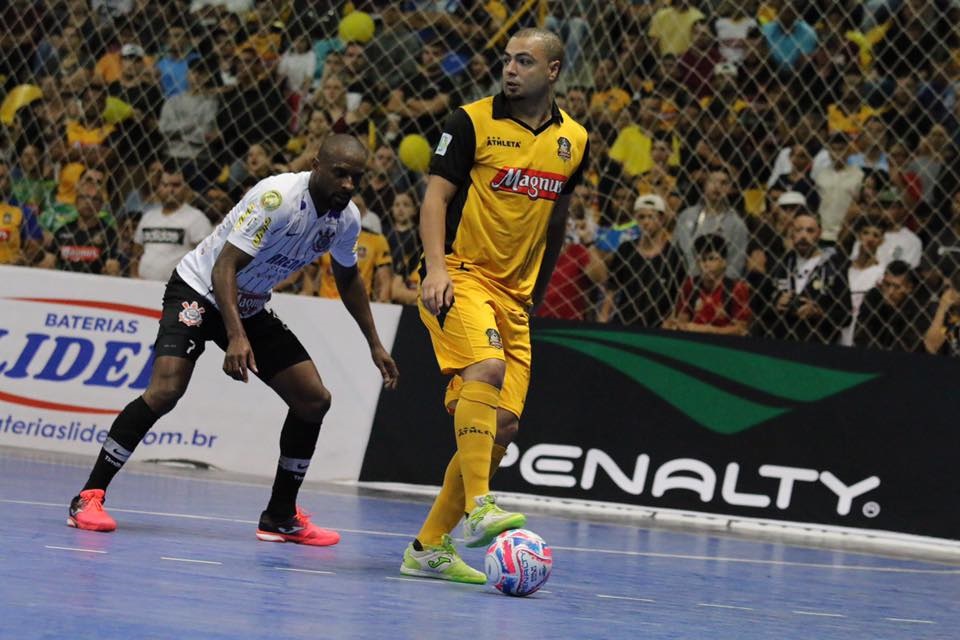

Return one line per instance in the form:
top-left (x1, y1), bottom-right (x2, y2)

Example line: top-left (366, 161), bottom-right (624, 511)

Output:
top-left (153, 271), bottom-right (311, 381)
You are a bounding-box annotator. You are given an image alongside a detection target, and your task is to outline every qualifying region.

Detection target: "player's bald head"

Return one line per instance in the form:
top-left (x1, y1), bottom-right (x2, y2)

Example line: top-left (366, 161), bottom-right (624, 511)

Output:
top-left (317, 134), bottom-right (368, 165)
top-left (510, 28), bottom-right (564, 72)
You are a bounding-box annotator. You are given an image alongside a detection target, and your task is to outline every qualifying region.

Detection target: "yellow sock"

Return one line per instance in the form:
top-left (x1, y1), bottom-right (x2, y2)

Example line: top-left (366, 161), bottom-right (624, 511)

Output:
top-left (454, 381), bottom-right (499, 513)
top-left (417, 444), bottom-right (509, 546)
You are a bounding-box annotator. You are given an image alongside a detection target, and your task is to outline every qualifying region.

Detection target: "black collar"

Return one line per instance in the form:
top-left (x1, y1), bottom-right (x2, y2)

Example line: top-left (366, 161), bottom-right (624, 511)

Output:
top-left (491, 92), bottom-right (563, 135)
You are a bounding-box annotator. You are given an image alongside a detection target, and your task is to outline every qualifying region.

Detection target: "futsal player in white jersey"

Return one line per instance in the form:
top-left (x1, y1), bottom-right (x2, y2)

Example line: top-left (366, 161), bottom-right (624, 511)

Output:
top-left (66, 135), bottom-right (399, 545)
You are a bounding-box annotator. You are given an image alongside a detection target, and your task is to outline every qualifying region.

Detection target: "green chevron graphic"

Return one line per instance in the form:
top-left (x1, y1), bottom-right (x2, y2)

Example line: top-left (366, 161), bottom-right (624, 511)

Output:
top-left (536, 329), bottom-right (878, 435)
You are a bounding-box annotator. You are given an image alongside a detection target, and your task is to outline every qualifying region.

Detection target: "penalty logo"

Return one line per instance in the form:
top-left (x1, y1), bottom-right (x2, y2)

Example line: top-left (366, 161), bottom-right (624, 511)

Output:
top-left (178, 301), bottom-right (205, 327)
top-left (486, 328), bottom-right (503, 349)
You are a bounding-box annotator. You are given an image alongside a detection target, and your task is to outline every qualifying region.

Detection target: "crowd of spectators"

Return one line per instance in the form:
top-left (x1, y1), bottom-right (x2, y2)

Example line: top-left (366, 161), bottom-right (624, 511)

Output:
top-left (0, 0), bottom-right (958, 357)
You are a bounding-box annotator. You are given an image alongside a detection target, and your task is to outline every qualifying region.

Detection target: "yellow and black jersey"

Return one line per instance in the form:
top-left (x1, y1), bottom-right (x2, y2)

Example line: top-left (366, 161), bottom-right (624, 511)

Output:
top-left (429, 93), bottom-right (589, 302)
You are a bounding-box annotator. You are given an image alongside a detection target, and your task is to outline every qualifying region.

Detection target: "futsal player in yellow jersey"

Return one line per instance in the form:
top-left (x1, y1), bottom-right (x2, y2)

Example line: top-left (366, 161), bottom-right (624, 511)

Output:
top-left (400, 28), bottom-right (589, 583)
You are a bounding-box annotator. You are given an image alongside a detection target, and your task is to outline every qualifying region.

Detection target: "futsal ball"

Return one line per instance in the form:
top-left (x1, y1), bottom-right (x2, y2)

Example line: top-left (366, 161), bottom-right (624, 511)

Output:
top-left (484, 529), bottom-right (553, 597)
top-left (338, 11), bottom-right (375, 44)
top-left (398, 134), bottom-right (432, 173)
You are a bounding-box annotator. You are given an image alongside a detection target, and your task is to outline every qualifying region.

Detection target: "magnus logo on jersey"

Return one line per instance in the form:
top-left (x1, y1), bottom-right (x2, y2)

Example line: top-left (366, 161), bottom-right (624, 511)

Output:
top-left (490, 168), bottom-right (566, 201)
top-left (141, 228), bottom-right (186, 244)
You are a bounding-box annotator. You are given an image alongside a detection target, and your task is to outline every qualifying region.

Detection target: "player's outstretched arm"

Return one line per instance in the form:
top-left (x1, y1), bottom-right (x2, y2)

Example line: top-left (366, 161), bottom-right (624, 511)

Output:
top-left (332, 260), bottom-right (399, 389)
top-left (420, 174), bottom-right (459, 315)
top-left (212, 242), bottom-right (258, 382)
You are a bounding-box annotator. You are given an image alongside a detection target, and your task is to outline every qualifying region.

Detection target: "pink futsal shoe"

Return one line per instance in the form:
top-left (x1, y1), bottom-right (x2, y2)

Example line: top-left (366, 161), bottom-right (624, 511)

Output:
top-left (67, 489), bottom-right (117, 532)
top-left (255, 507), bottom-right (340, 546)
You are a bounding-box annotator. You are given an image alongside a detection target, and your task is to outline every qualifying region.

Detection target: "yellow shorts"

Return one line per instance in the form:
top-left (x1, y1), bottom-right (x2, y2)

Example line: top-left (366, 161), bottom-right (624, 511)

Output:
top-left (419, 272), bottom-right (531, 418)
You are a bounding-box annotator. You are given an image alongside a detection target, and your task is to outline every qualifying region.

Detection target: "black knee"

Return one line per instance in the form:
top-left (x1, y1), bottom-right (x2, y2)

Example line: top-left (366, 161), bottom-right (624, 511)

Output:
top-left (143, 376), bottom-right (188, 416)
top-left (292, 387), bottom-right (331, 424)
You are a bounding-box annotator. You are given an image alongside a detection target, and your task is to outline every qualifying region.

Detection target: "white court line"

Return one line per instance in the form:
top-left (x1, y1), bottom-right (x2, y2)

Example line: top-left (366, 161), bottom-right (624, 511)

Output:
top-left (885, 617), bottom-right (935, 625)
top-left (45, 545), bottom-right (106, 554)
top-left (793, 611), bottom-right (845, 618)
top-left (7, 499), bottom-right (960, 575)
top-left (697, 603), bottom-right (754, 611)
top-left (274, 567), bottom-right (335, 575)
top-left (596, 594), bottom-right (656, 603)
top-left (160, 556), bottom-right (222, 565)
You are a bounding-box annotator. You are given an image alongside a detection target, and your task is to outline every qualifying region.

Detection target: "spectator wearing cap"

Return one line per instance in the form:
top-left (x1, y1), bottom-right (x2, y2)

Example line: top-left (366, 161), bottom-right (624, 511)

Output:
top-left (603, 193), bottom-right (687, 327)
top-left (676, 20), bottom-right (723, 99)
top-left (109, 42), bottom-right (165, 171)
top-left (159, 58), bottom-right (220, 191)
top-left (756, 210), bottom-right (851, 343)
top-left (769, 144), bottom-right (819, 212)
top-left (815, 133), bottom-right (863, 245)
top-left (155, 24), bottom-right (200, 98)
top-left (851, 188), bottom-right (922, 268)
top-left (761, 2), bottom-right (817, 72)
top-left (841, 214), bottom-right (888, 346)
top-left (675, 168), bottom-right (748, 278)
top-left (664, 234), bottom-right (751, 336)
top-left (855, 260), bottom-right (928, 351)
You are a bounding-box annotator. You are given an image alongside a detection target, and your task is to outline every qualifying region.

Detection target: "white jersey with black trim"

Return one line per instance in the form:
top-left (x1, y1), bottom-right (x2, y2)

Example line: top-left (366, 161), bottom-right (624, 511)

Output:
top-left (177, 172), bottom-right (360, 317)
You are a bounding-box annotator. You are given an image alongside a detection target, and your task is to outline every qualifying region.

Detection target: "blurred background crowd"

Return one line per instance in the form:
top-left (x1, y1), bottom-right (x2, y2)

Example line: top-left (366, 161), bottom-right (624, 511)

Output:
top-left (1, 0), bottom-right (958, 356)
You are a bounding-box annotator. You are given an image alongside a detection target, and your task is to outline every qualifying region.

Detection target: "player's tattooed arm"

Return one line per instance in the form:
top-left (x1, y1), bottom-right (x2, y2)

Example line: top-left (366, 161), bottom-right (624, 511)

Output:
top-left (212, 241), bottom-right (258, 382)
top-left (332, 259), bottom-right (399, 389)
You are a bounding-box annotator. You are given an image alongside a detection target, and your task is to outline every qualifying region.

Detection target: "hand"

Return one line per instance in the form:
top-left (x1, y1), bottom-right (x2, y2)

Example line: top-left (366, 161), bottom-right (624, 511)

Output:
top-left (223, 335), bottom-right (258, 382)
top-left (421, 268), bottom-right (454, 316)
top-left (370, 343), bottom-right (399, 390)
top-left (775, 291), bottom-right (793, 313)
top-left (795, 296), bottom-right (822, 320)
top-left (940, 288), bottom-right (960, 310)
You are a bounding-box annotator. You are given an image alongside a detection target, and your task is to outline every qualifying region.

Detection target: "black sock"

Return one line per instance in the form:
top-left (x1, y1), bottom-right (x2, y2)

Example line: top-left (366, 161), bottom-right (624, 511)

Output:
top-left (266, 412), bottom-right (321, 518)
top-left (83, 396), bottom-right (160, 491)
top-left (413, 539), bottom-right (424, 551)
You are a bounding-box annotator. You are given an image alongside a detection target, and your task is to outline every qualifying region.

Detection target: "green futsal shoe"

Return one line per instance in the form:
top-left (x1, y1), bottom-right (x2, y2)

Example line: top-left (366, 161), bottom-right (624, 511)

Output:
top-left (400, 534), bottom-right (486, 584)
top-left (462, 494), bottom-right (526, 548)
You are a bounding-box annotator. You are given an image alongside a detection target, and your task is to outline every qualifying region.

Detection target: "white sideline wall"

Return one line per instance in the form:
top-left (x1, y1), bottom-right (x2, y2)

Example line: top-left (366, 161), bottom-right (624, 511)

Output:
top-left (0, 265), bottom-right (400, 480)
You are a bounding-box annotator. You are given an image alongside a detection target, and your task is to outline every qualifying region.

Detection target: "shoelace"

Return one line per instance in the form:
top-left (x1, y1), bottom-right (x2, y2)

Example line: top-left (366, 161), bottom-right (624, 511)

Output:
top-left (84, 495), bottom-right (105, 512)
top-left (294, 506), bottom-right (313, 525)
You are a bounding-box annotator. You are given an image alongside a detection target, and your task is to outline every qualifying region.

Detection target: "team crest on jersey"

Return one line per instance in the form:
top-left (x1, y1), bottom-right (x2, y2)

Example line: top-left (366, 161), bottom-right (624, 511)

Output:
top-left (485, 328), bottom-right (503, 349)
top-left (313, 227), bottom-right (336, 253)
top-left (260, 190), bottom-right (283, 210)
top-left (178, 301), bottom-right (205, 327)
top-left (557, 136), bottom-right (572, 161)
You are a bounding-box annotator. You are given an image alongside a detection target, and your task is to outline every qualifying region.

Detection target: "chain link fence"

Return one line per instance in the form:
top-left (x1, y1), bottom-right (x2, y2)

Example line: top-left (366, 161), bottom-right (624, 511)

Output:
top-left (1, 0), bottom-right (958, 355)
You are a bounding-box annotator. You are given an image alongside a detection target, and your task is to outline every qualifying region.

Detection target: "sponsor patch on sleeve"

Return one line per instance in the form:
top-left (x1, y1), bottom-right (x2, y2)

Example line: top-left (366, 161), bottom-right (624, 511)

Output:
top-left (260, 190), bottom-right (283, 210)
top-left (435, 133), bottom-right (452, 156)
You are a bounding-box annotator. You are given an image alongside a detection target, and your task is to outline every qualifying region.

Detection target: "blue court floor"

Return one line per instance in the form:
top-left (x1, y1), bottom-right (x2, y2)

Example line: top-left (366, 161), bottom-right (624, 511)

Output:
top-left (2, 448), bottom-right (958, 640)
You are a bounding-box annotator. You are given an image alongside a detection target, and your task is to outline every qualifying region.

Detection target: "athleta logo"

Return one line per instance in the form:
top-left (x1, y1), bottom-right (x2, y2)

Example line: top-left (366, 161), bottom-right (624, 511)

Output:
top-left (486, 136), bottom-right (521, 148)
top-left (178, 301), bottom-right (205, 327)
top-left (490, 168), bottom-right (566, 201)
top-left (457, 426), bottom-right (493, 440)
